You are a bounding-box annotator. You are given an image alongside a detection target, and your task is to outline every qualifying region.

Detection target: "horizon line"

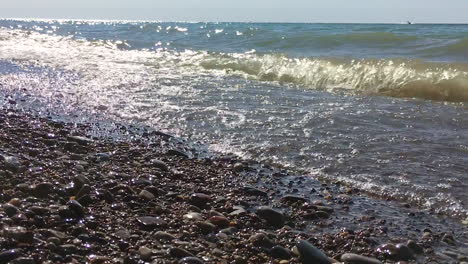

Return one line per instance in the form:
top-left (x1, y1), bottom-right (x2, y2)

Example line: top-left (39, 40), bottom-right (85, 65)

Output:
top-left (2, 17), bottom-right (468, 25)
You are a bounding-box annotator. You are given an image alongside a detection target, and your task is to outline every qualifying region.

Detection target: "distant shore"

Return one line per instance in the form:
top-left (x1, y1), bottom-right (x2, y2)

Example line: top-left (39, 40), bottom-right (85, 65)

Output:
top-left (1, 105), bottom-right (467, 263)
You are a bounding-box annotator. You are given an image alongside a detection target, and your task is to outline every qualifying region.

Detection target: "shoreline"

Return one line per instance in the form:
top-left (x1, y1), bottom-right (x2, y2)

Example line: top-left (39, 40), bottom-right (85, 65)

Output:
top-left (1, 106), bottom-right (467, 263)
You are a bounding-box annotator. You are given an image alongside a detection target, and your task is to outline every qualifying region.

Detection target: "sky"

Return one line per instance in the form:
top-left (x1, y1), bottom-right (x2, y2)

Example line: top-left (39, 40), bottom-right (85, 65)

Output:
top-left (1, 0), bottom-right (467, 23)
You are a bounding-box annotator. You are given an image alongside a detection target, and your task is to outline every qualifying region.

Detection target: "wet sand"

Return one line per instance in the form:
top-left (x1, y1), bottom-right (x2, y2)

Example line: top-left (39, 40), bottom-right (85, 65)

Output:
top-left (0, 105), bottom-right (467, 264)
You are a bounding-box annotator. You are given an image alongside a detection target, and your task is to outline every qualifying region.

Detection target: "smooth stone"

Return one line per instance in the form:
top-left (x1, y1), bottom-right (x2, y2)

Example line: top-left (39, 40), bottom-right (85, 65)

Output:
top-left (47, 237), bottom-right (61, 246)
top-left (183, 212), bottom-right (204, 222)
top-left (314, 205), bottom-right (334, 213)
top-left (209, 216), bottom-right (230, 228)
top-left (3, 203), bottom-right (19, 217)
top-left (3, 227), bottom-right (34, 243)
top-left (139, 190), bottom-right (155, 200)
top-left (269, 246), bottom-right (292, 260)
top-left (67, 136), bottom-right (93, 145)
top-left (196, 221), bottom-right (216, 234)
top-left (73, 175), bottom-right (90, 187)
top-left (341, 253), bottom-right (382, 264)
top-left (249, 233), bottom-right (275, 248)
top-left (406, 240), bottom-right (423, 254)
top-left (8, 198), bottom-right (21, 207)
top-left (67, 200), bottom-right (85, 216)
top-left (95, 153), bottom-right (111, 162)
top-left (256, 206), bottom-right (285, 227)
top-left (167, 149), bottom-right (189, 158)
top-left (219, 227), bottom-right (238, 235)
top-left (395, 244), bottom-right (414, 261)
top-left (168, 247), bottom-right (194, 258)
top-left (154, 231), bottom-right (176, 241)
top-left (150, 159), bottom-right (169, 171)
top-left (1, 155), bottom-right (21, 172)
top-left (296, 239), bottom-right (331, 264)
top-left (229, 206), bottom-right (247, 216)
top-left (178, 257), bottom-right (204, 264)
top-left (190, 193), bottom-right (211, 207)
top-left (10, 257), bottom-right (36, 264)
top-left (241, 186), bottom-right (268, 197)
top-left (76, 184), bottom-right (91, 199)
top-left (115, 229), bottom-right (131, 240)
top-left (33, 182), bottom-right (54, 198)
top-left (0, 249), bottom-right (21, 262)
top-left (281, 195), bottom-right (308, 203)
top-left (376, 244), bottom-right (401, 260)
top-left (139, 246), bottom-right (152, 260)
top-left (137, 216), bottom-right (167, 230)
top-left (29, 206), bottom-right (50, 215)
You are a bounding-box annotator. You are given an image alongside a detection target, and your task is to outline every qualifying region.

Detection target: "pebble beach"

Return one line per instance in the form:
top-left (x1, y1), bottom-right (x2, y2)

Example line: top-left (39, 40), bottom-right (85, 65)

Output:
top-left (1, 104), bottom-right (467, 264)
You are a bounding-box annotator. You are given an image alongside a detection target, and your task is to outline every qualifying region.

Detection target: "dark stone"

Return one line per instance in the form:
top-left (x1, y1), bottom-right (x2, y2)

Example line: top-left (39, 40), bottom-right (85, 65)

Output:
top-left (150, 159), bottom-right (169, 171)
top-left (249, 233), bottom-right (275, 248)
top-left (167, 149), bottom-right (189, 158)
top-left (154, 231), bottom-right (176, 241)
top-left (395, 243), bottom-right (414, 261)
top-left (10, 257), bottom-right (36, 264)
top-left (168, 247), bottom-right (194, 258)
top-left (76, 184), bottom-right (91, 199)
top-left (178, 257), bottom-right (204, 264)
top-left (67, 200), bottom-right (85, 217)
top-left (406, 240), bottom-right (423, 254)
top-left (256, 206), bottom-right (285, 227)
top-left (30, 206), bottom-right (50, 215)
top-left (0, 249), bottom-right (20, 262)
top-left (190, 193), bottom-right (212, 207)
top-left (269, 246), bottom-right (292, 260)
top-left (341, 253), bottom-right (382, 264)
top-left (3, 203), bottom-right (19, 217)
top-left (67, 136), bottom-right (93, 145)
top-left (33, 182), bottom-right (54, 198)
top-left (137, 216), bottom-right (167, 230)
top-left (209, 216), bottom-right (230, 228)
top-left (196, 221), bottom-right (216, 234)
top-left (1, 155), bottom-right (21, 172)
top-left (296, 239), bottom-right (331, 264)
top-left (281, 195), bottom-right (308, 203)
top-left (241, 186), bottom-right (268, 197)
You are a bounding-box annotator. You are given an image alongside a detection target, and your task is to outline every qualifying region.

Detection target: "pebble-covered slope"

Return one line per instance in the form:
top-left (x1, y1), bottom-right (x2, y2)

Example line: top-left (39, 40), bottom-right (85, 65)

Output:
top-left (0, 108), bottom-right (467, 264)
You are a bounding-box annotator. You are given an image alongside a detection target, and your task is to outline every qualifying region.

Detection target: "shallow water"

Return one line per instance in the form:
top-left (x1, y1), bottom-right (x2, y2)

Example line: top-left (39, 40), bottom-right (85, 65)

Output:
top-left (0, 19), bottom-right (467, 218)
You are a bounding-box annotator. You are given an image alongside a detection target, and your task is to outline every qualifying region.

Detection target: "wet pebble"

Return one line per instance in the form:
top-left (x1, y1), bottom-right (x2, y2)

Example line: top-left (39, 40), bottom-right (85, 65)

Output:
top-left (168, 247), bottom-right (194, 258)
top-left (139, 189), bottom-right (155, 200)
top-left (150, 159), bottom-right (169, 171)
top-left (67, 135), bottom-right (93, 145)
top-left (139, 246), bottom-right (152, 260)
top-left (196, 221), bottom-right (216, 234)
top-left (249, 233), bottom-right (275, 248)
top-left (209, 216), bottom-right (230, 228)
top-left (256, 206), bottom-right (285, 227)
top-left (241, 186), bottom-right (268, 197)
top-left (183, 212), bottom-right (204, 222)
top-left (33, 182), bottom-right (54, 198)
top-left (1, 155), bottom-right (21, 172)
top-left (406, 240), bottom-right (423, 254)
top-left (67, 199), bottom-right (85, 217)
top-left (269, 246), bottom-right (292, 260)
top-left (137, 216), bottom-right (167, 230)
top-left (3, 203), bottom-right (19, 217)
top-left (179, 257), bottom-right (204, 264)
top-left (296, 239), bottom-right (331, 264)
top-left (0, 249), bottom-right (21, 262)
top-left (190, 193), bottom-right (211, 207)
top-left (154, 231), bottom-right (176, 241)
top-left (341, 253), bottom-right (382, 264)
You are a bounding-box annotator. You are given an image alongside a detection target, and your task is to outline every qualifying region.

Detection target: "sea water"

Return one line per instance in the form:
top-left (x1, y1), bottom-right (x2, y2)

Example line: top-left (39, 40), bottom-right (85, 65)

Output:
top-left (0, 19), bottom-right (467, 218)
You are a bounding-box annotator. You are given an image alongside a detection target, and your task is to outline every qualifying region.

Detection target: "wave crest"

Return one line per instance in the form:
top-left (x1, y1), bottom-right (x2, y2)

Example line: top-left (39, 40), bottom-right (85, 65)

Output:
top-left (198, 53), bottom-right (468, 102)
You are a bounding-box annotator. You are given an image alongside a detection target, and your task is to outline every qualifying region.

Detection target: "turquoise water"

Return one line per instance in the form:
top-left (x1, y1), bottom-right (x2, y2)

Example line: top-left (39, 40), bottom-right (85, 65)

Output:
top-left (0, 19), bottom-right (467, 218)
